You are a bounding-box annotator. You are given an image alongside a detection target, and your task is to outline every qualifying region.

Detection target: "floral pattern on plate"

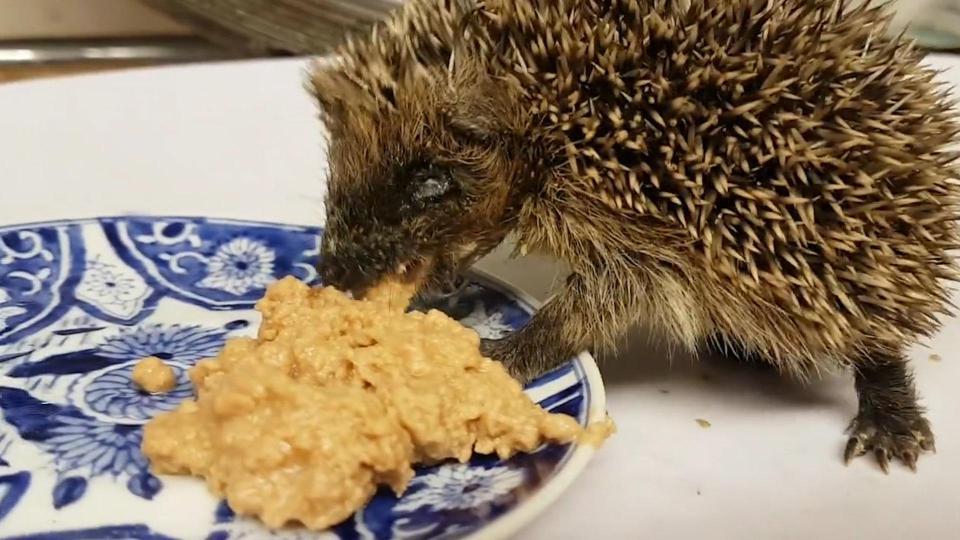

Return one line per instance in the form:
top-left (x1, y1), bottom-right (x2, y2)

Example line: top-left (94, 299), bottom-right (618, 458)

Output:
top-left (0, 217), bottom-right (593, 540)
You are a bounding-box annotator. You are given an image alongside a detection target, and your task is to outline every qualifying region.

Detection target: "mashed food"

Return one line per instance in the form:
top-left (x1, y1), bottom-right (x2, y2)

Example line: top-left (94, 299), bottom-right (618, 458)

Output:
top-left (141, 276), bottom-right (610, 530)
top-left (132, 356), bottom-right (177, 393)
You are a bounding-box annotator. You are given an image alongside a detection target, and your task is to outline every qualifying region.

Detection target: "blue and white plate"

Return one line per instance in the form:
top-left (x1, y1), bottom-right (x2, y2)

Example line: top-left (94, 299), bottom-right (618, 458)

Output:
top-left (0, 216), bottom-right (607, 540)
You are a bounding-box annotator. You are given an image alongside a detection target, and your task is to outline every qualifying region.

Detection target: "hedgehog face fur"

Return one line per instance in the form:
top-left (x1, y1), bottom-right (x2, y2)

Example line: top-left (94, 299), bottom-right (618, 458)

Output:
top-left (313, 55), bottom-right (527, 295)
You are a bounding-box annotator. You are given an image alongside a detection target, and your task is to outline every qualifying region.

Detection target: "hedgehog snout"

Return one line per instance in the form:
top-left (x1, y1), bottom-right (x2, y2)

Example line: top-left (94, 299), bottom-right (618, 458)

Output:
top-left (318, 256), bottom-right (365, 294)
top-left (318, 231), bottom-right (418, 294)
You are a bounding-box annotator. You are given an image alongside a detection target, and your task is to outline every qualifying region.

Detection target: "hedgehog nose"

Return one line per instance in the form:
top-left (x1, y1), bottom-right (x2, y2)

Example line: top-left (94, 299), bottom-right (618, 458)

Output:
top-left (318, 259), bottom-right (349, 290)
top-left (318, 258), bottom-right (372, 296)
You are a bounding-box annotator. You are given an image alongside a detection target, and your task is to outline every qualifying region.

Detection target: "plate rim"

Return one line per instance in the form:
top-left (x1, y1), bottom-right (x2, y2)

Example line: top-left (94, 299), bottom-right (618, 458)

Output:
top-left (460, 268), bottom-right (608, 540)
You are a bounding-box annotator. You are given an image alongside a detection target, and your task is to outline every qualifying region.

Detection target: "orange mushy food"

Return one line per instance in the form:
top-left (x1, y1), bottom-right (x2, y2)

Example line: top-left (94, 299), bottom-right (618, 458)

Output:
top-left (141, 276), bottom-right (612, 530)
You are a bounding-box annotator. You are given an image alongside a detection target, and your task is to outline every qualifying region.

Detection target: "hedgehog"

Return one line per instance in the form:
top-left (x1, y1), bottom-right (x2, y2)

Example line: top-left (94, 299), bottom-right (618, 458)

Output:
top-left (309, 0), bottom-right (960, 472)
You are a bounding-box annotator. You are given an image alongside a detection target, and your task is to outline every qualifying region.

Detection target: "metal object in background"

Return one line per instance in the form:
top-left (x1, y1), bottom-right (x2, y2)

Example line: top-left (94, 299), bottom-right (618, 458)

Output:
top-left (5, 0), bottom-right (957, 72)
top-left (0, 36), bottom-right (245, 66)
top-left (901, 0), bottom-right (960, 50)
top-left (142, 0), bottom-right (402, 55)
top-left (853, 0), bottom-right (960, 51)
top-left (144, 0), bottom-right (960, 58)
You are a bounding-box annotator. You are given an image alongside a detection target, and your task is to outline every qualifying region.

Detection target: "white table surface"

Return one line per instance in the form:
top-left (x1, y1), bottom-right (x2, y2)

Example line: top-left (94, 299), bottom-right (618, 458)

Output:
top-left (2, 54), bottom-right (959, 540)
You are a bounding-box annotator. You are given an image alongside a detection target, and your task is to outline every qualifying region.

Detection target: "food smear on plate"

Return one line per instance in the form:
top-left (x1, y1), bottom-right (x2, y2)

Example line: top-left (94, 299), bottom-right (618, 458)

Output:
top-left (132, 356), bottom-right (177, 394)
top-left (141, 276), bottom-right (611, 530)
top-left (579, 413), bottom-right (617, 446)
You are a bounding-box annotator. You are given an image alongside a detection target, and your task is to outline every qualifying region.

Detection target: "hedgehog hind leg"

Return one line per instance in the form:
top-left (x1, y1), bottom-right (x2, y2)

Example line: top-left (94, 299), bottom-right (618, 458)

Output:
top-left (845, 349), bottom-right (936, 472)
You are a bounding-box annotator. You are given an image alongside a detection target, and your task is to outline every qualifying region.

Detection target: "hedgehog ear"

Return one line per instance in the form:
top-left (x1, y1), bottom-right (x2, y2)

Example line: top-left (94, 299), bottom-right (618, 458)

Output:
top-left (445, 93), bottom-right (511, 144)
top-left (447, 113), bottom-right (501, 143)
top-left (308, 70), bottom-right (340, 127)
top-left (307, 60), bottom-right (363, 133)
top-left (315, 93), bottom-right (344, 129)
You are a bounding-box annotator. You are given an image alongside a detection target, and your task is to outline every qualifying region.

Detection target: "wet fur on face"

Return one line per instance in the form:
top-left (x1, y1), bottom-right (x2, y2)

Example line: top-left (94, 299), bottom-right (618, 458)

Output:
top-left (312, 56), bottom-right (537, 296)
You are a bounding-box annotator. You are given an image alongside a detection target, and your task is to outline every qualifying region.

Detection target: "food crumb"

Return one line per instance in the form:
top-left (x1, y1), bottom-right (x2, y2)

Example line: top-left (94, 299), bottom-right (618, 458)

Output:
top-left (930, 353), bottom-right (942, 362)
top-left (695, 418), bottom-right (711, 428)
top-left (132, 356), bottom-right (177, 394)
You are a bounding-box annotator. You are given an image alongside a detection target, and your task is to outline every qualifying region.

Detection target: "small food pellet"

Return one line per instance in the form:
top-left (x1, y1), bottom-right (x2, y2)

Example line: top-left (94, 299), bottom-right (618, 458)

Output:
top-left (132, 356), bottom-right (177, 394)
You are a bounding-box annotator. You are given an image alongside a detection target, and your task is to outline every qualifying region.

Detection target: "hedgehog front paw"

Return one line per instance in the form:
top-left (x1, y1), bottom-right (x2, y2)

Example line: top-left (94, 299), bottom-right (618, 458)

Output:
top-left (480, 337), bottom-right (539, 385)
top-left (844, 411), bottom-right (936, 472)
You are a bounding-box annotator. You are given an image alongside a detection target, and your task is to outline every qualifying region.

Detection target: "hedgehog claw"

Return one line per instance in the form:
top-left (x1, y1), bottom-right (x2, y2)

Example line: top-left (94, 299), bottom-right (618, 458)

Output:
top-left (845, 412), bottom-right (934, 473)
top-left (874, 447), bottom-right (890, 474)
top-left (918, 429), bottom-right (937, 453)
top-left (901, 449), bottom-right (918, 472)
top-left (843, 436), bottom-right (866, 464)
top-left (480, 337), bottom-right (539, 385)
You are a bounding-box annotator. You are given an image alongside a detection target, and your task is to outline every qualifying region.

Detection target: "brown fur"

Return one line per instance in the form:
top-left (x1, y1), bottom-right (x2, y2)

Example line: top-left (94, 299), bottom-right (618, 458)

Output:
top-left (310, 0), bottom-right (960, 471)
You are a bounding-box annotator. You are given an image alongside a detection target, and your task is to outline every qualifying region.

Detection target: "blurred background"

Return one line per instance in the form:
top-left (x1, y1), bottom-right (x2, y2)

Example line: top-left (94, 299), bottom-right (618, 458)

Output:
top-left (0, 0), bottom-right (958, 84)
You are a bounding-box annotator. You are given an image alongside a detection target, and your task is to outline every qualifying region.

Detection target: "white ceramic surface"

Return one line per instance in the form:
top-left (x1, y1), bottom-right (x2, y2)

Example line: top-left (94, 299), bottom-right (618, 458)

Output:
top-left (1, 53), bottom-right (960, 539)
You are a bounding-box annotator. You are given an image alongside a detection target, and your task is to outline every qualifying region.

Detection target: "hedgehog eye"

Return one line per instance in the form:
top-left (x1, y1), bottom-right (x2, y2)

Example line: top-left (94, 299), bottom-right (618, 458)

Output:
top-left (411, 168), bottom-right (455, 204)
top-left (416, 178), bottom-right (448, 200)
